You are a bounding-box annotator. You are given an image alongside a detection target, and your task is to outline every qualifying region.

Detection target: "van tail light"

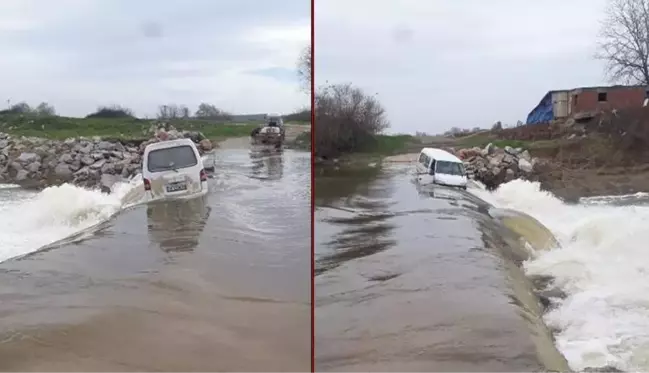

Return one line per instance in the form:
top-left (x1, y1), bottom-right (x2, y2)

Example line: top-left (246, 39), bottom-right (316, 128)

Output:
top-left (200, 169), bottom-right (207, 182)
top-left (143, 178), bottom-right (151, 191)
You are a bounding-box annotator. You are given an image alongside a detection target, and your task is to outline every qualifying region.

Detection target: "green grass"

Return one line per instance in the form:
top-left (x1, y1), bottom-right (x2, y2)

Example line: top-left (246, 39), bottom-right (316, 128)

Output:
top-left (455, 132), bottom-right (532, 149)
top-left (358, 134), bottom-right (416, 155)
top-left (489, 139), bottom-right (530, 149)
top-left (0, 114), bottom-right (259, 140)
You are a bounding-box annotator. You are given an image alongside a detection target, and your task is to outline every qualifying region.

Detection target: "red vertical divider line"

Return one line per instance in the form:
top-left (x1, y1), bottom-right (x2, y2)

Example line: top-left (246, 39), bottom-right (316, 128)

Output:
top-left (310, 0), bottom-right (315, 371)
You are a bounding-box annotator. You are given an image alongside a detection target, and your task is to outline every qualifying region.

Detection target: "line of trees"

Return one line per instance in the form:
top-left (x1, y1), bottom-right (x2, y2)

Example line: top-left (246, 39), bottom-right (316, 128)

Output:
top-left (86, 102), bottom-right (233, 120)
top-left (155, 103), bottom-right (232, 121)
top-left (0, 101), bottom-right (234, 121)
top-left (0, 102), bottom-right (56, 116)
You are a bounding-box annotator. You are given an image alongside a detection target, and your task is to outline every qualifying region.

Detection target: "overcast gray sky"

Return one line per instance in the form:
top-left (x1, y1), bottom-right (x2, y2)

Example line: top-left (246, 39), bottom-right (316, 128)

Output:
top-left (0, 0), bottom-right (310, 117)
top-left (316, 0), bottom-right (610, 134)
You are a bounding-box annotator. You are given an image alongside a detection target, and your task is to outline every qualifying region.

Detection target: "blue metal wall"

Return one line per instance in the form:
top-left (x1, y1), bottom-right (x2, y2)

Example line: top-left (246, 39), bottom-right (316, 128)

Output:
top-left (526, 92), bottom-right (554, 124)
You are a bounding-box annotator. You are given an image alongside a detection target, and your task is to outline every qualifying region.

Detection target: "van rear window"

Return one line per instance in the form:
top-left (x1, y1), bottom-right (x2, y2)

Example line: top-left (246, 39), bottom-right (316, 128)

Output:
top-left (147, 145), bottom-right (198, 173)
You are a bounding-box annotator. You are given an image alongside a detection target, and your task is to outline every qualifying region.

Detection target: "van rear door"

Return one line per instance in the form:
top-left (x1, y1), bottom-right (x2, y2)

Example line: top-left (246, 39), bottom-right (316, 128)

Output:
top-left (146, 145), bottom-right (203, 196)
top-left (416, 152), bottom-right (428, 174)
top-left (416, 152), bottom-right (436, 184)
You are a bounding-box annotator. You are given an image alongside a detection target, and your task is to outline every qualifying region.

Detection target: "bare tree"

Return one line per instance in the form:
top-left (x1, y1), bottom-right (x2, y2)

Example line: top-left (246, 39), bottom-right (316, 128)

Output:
top-left (180, 105), bottom-right (190, 119)
top-left (86, 105), bottom-right (134, 118)
top-left (157, 104), bottom-right (186, 120)
top-left (297, 45), bottom-right (311, 93)
top-left (194, 102), bottom-right (231, 120)
top-left (9, 102), bottom-right (31, 114)
top-left (597, 0), bottom-right (649, 84)
top-left (315, 83), bottom-right (389, 156)
top-left (35, 102), bottom-right (55, 116)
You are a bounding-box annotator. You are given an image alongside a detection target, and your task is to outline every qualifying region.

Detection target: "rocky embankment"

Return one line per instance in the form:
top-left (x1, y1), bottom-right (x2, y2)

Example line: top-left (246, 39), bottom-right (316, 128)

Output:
top-left (452, 143), bottom-right (543, 190)
top-left (0, 124), bottom-right (214, 192)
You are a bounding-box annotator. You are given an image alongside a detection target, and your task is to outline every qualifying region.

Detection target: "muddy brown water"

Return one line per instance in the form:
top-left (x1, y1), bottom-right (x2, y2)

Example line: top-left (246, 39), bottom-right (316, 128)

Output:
top-left (0, 141), bottom-right (310, 371)
top-left (315, 163), bottom-right (568, 372)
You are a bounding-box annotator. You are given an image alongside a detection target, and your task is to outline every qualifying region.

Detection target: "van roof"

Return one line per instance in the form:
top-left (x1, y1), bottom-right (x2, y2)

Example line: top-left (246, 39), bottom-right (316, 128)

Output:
top-left (144, 138), bottom-right (196, 152)
top-left (420, 147), bottom-right (462, 162)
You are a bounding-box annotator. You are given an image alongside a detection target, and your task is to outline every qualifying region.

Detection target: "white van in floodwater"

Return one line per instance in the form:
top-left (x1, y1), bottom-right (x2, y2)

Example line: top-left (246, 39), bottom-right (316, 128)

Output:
top-left (142, 138), bottom-right (209, 200)
top-left (415, 147), bottom-right (468, 190)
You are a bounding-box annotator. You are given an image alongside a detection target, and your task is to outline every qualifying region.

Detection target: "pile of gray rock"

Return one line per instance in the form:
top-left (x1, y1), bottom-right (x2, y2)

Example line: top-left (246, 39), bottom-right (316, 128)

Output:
top-left (452, 143), bottom-right (541, 189)
top-left (0, 123), bottom-right (214, 192)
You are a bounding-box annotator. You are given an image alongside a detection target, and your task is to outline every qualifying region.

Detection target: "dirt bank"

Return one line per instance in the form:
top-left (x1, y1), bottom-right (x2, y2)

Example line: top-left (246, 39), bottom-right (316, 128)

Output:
top-left (526, 135), bottom-right (649, 201)
top-left (484, 107), bottom-right (649, 200)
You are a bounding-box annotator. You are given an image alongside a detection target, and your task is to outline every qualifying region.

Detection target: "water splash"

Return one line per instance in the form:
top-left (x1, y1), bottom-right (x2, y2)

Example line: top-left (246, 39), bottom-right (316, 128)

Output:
top-left (0, 178), bottom-right (144, 263)
top-left (471, 179), bottom-right (649, 371)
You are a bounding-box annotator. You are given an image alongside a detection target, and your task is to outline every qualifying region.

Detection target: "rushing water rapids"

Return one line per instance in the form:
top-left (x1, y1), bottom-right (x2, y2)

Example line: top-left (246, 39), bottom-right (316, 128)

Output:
top-left (316, 162), bottom-right (649, 372)
top-left (0, 143), bottom-right (310, 371)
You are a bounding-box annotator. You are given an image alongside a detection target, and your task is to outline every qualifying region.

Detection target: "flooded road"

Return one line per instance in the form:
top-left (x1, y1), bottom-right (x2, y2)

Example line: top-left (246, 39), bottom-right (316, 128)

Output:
top-left (314, 164), bottom-right (566, 372)
top-left (0, 142), bottom-right (310, 371)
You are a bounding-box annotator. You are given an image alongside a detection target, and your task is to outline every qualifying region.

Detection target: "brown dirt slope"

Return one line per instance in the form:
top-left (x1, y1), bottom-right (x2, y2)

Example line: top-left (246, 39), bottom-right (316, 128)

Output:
top-left (512, 108), bottom-right (649, 200)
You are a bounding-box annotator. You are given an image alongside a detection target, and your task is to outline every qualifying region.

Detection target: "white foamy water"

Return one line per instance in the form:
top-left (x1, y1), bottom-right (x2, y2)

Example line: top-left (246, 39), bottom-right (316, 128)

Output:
top-left (0, 179), bottom-right (143, 263)
top-left (471, 179), bottom-right (649, 371)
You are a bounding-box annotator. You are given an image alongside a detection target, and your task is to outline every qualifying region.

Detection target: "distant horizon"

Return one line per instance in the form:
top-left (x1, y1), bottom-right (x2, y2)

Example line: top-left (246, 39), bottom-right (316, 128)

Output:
top-left (316, 0), bottom-right (610, 134)
top-left (0, 0), bottom-right (310, 119)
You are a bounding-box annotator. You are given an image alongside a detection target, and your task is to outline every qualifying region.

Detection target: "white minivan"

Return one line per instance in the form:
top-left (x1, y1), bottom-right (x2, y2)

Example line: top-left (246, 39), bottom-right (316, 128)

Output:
top-left (415, 147), bottom-right (468, 190)
top-left (142, 138), bottom-right (209, 200)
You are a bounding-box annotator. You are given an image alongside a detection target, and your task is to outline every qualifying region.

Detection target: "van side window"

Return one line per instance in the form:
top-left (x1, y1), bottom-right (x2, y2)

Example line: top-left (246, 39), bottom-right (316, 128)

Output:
top-left (430, 159), bottom-right (436, 174)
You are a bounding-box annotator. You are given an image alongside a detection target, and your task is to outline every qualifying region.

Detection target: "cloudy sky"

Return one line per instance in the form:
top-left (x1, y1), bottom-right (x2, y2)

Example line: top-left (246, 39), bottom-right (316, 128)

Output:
top-left (316, 0), bottom-right (610, 134)
top-left (0, 0), bottom-right (310, 118)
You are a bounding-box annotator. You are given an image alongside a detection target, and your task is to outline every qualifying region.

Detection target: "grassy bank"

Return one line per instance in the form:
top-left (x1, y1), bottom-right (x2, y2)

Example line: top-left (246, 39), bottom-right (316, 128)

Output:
top-left (0, 114), bottom-right (260, 141)
top-left (359, 134), bottom-right (417, 154)
top-left (453, 132), bottom-right (571, 153)
top-left (313, 134), bottom-right (416, 167)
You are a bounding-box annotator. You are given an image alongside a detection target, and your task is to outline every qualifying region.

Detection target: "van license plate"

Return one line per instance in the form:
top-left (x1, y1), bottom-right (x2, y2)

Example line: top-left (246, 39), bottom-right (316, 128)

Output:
top-left (166, 182), bottom-right (187, 192)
